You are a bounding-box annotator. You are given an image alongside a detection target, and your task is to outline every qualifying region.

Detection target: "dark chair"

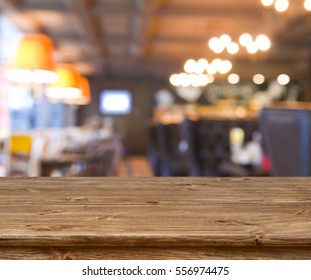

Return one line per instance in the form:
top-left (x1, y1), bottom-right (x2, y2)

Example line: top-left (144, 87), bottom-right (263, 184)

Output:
top-left (194, 118), bottom-right (259, 176)
top-left (148, 122), bottom-right (199, 176)
top-left (259, 108), bottom-right (311, 176)
top-left (78, 139), bottom-right (124, 176)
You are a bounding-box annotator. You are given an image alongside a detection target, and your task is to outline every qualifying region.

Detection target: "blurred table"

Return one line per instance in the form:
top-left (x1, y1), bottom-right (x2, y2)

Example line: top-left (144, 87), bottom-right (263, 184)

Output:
top-left (0, 177), bottom-right (310, 259)
top-left (41, 153), bottom-right (86, 176)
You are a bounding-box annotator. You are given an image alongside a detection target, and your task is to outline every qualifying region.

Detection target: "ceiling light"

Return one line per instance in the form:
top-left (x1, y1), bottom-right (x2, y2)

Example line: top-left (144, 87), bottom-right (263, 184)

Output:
top-left (206, 64), bottom-right (217, 75)
top-left (253, 74), bottom-right (265, 85)
top-left (198, 74), bottom-right (209, 87)
top-left (170, 74), bottom-right (181, 87)
top-left (255, 34), bottom-right (271, 51)
top-left (189, 74), bottom-right (201, 87)
top-left (207, 74), bottom-right (215, 83)
top-left (211, 58), bottom-right (223, 72)
top-left (208, 37), bottom-right (220, 51)
top-left (227, 42), bottom-right (239, 54)
top-left (47, 64), bottom-right (82, 99)
top-left (246, 42), bottom-right (259, 54)
top-left (208, 37), bottom-right (225, 53)
top-left (261, 0), bottom-right (275, 6)
top-left (274, 0), bottom-right (289, 12)
top-left (184, 59), bottom-right (197, 74)
top-left (74, 77), bottom-right (91, 105)
top-left (195, 59), bottom-right (208, 74)
top-left (6, 34), bottom-right (58, 84)
top-left (219, 60), bottom-right (232, 74)
top-left (228, 74), bottom-right (240, 84)
top-left (239, 33), bottom-right (253, 47)
top-left (277, 74), bottom-right (290, 85)
top-left (180, 73), bottom-right (191, 87)
top-left (219, 34), bottom-right (232, 48)
top-left (304, 0), bottom-right (311, 10)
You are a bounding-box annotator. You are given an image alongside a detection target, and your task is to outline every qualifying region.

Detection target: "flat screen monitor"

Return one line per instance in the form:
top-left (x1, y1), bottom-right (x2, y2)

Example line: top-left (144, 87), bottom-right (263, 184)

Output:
top-left (99, 89), bottom-right (132, 115)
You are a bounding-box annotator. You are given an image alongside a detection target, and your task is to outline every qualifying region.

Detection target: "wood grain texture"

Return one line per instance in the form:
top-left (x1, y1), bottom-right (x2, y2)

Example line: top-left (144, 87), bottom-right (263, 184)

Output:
top-left (0, 177), bottom-right (310, 259)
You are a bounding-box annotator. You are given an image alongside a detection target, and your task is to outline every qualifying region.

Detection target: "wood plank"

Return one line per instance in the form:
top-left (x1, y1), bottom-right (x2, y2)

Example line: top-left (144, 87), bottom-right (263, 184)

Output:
top-left (0, 177), bottom-right (310, 259)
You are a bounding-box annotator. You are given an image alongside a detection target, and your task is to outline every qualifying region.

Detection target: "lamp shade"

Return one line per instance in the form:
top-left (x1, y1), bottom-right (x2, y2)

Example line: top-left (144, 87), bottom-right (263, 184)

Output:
top-left (6, 34), bottom-right (58, 84)
top-left (46, 64), bottom-right (82, 100)
top-left (63, 77), bottom-right (91, 105)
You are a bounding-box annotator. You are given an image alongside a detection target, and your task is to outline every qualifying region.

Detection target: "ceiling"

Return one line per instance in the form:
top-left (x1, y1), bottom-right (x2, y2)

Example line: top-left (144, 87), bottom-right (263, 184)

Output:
top-left (1, 0), bottom-right (311, 81)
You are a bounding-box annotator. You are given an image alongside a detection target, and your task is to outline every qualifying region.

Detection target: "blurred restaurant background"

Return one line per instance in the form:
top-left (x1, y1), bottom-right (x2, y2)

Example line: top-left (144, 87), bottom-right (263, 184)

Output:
top-left (0, 0), bottom-right (311, 177)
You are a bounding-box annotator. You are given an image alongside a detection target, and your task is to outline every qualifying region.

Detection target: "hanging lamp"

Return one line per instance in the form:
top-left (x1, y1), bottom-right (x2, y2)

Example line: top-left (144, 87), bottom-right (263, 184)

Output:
top-left (46, 64), bottom-right (82, 101)
top-left (6, 34), bottom-right (58, 84)
top-left (64, 76), bottom-right (91, 105)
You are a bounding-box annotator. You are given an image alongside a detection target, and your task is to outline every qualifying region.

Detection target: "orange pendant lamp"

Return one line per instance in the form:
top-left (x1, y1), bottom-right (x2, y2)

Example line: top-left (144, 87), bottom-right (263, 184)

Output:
top-left (46, 64), bottom-right (82, 101)
top-left (6, 34), bottom-right (58, 84)
top-left (64, 76), bottom-right (91, 105)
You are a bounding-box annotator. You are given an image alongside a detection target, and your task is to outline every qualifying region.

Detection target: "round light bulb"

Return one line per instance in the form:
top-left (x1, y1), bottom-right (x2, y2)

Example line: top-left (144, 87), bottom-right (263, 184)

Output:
top-left (239, 33), bottom-right (253, 47)
top-left (206, 64), bottom-right (217, 75)
top-left (228, 74), bottom-right (240, 85)
top-left (274, 0), bottom-right (289, 12)
top-left (184, 59), bottom-right (197, 73)
top-left (170, 74), bottom-right (181, 86)
top-left (207, 74), bottom-right (215, 83)
top-left (304, 0), bottom-right (311, 10)
top-left (246, 41), bottom-right (259, 54)
top-left (211, 58), bottom-right (223, 72)
top-left (198, 74), bottom-right (209, 87)
top-left (261, 0), bottom-right (275, 7)
top-left (208, 37), bottom-right (220, 51)
top-left (255, 34), bottom-right (271, 51)
top-left (227, 42), bottom-right (239, 54)
top-left (277, 74), bottom-right (290, 85)
top-left (219, 34), bottom-right (232, 48)
top-left (253, 74), bottom-right (265, 85)
top-left (219, 60), bottom-right (232, 74)
top-left (180, 73), bottom-right (191, 87)
top-left (209, 37), bottom-right (225, 53)
top-left (195, 58), bottom-right (208, 74)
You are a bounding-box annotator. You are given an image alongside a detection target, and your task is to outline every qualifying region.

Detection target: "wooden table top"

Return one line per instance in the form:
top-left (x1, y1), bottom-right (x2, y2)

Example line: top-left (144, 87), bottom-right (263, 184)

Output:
top-left (0, 177), bottom-right (310, 250)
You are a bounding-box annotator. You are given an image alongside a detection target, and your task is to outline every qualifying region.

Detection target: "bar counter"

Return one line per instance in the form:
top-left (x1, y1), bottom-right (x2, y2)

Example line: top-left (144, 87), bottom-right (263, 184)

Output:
top-left (0, 177), bottom-right (311, 259)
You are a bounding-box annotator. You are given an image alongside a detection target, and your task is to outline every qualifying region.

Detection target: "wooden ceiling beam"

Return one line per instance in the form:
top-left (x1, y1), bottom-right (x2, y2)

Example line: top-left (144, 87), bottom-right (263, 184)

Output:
top-left (13, 0), bottom-right (68, 12)
top-left (63, 0), bottom-right (105, 74)
top-left (0, 0), bottom-right (46, 32)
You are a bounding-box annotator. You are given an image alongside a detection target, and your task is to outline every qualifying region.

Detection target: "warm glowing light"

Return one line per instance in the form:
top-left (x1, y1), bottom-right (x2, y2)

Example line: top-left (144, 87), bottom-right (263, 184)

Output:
top-left (219, 34), bottom-right (232, 48)
top-left (261, 0), bottom-right (275, 6)
top-left (246, 41), bottom-right (259, 54)
top-left (274, 0), bottom-right (289, 12)
top-left (180, 73), bottom-right (191, 87)
top-left (219, 60), bottom-right (232, 74)
top-left (239, 33), bottom-right (252, 47)
top-left (6, 34), bottom-right (57, 84)
top-left (195, 58), bottom-right (208, 74)
top-left (304, 0), bottom-right (311, 10)
top-left (277, 74), bottom-right (290, 85)
top-left (255, 34), bottom-right (271, 51)
top-left (228, 74), bottom-right (240, 84)
top-left (198, 74), bottom-right (209, 87)
top-left (208, 37), bottom-right (219, 51)
top-left (184, 59), bottom-right (197, 73)
top-left (47, 64), bottom-right (82, 99)
top-left (207, 64), bottom-right (217, 75)
top-left (211, 58), bottom-right (223, 71)
top-left (253, 74), bottom-right (265, 85)
top-left (189, 74), bottom-right (200, 87)
top-left (236, 107), bottom-right (247, 118)
top-left (208, 37), bottom-right (224, 53)
top-left (227, 42), bottom-right (239, 54)
top-left (207, 75), bottom-right (215, 83)
top-left (170, 74), bottom-right (181, 86)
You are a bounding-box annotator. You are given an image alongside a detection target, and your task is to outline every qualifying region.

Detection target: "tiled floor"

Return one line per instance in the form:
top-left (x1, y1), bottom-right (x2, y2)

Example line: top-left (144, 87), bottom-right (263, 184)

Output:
top-left (119, 156), bottom-right (153, 177)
